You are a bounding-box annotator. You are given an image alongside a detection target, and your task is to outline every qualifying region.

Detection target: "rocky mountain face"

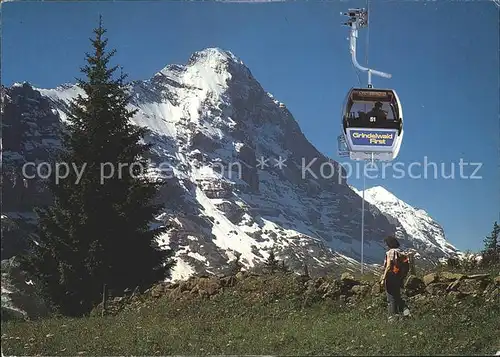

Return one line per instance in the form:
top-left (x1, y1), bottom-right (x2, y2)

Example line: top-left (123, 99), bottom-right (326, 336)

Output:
top-left (1, 84), bottom-right (63, 259)
top-left (1, 48), bottom-right (459, 284)
top-left (351, 186), bottom-right (461, 263)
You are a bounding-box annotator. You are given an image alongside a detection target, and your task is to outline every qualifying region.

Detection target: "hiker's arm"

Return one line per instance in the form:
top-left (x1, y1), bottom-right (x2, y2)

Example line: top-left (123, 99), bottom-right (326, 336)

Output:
top-left (382, 263), bottom-right (391, 280)
top-left (379, 258), bottom-right (390, 283)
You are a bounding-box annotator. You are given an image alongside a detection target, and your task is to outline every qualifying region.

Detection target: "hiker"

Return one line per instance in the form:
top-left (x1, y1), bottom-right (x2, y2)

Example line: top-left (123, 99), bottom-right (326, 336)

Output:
top-left (379, 235), bottom-right (410, 321)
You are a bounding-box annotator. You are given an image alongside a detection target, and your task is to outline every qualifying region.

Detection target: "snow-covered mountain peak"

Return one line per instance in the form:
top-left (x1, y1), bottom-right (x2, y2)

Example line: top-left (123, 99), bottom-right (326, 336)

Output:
top-left (353, 185), bottom-right (459, 258)
top-left (155, 47), bottom-right (250, 91)
top-left (12, 82), bottom-right (29, 88)
top-left (363, 186), bottom-right (400, 204)
top-left (351, 185), bottom-right (401, 206)
top-left (187, 47), bottom-right (243, 68)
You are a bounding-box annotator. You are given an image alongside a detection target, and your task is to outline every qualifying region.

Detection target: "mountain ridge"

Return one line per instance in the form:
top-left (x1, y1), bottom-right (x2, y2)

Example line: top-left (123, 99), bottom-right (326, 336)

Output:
top-left (350, 185), bottom-right (460, 257)
top-left (1, 47), bottom-right (460, 283)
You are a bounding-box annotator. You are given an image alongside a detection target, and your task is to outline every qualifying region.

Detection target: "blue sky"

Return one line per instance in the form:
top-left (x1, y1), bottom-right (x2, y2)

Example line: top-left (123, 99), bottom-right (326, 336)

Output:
top-left (2, 0), bottom-right (499, 252)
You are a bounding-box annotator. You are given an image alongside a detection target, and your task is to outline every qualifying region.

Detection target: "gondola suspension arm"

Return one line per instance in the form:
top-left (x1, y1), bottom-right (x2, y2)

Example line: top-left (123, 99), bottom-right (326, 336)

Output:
top-left (342, 8), bottom-right (391, 87)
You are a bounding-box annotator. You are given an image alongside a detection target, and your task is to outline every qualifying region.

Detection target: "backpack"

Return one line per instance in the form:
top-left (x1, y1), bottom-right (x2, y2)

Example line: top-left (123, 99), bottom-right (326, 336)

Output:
top-left (387, 249), bottom-right (410, 281)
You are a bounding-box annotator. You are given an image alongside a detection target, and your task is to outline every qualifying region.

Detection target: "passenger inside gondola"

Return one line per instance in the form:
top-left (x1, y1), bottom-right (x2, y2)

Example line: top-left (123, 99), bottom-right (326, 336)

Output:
top-left (367, 101), bottom-right (387, 123)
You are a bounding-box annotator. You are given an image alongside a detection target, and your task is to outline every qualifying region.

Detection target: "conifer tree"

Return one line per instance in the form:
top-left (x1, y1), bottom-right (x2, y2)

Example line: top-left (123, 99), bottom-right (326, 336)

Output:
top-left (264, 246), bottom-right (279, 273)
top-left (229, 252), bottom-right (244, 275)
top-left (19, 17), bottom-right (173, 316)
top-left (482, 221), bottom-right (500, 266)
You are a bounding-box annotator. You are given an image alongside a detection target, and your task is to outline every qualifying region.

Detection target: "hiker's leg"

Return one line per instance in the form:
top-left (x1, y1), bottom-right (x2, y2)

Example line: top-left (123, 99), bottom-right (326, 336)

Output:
top-left (399, 291), bottom-right (407, 314)
top-left (386, 291), bottom-right (397, 315)
top-left (394, 287), bottom-right (404, 314)
top-left (389, 277), bottom-right (404, 314)
top-left (385, 279), bottom-right (397, 315)
top-left (398, 277), bottom-right (407, 313)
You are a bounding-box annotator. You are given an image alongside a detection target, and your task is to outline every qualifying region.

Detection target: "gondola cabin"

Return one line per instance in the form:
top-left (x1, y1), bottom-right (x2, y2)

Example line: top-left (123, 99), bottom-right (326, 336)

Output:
top-left (341, 87), bottom-right (404, 161)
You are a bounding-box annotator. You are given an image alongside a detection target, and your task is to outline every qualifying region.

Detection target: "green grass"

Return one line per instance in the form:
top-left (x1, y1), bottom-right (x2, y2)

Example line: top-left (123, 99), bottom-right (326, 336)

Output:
top-left (2, 283), bottom-right (499, 356)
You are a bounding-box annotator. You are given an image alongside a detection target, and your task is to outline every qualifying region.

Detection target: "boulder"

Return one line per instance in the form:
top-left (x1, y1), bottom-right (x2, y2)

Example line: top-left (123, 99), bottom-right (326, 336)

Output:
top-left (177, 280), bottom-right (191, 292)
top-left (439, 272), bottom-right (466, 282)
top-left (371, 282), bottom-right (383, 295)
top-left (167, 287), bottom-right (183, 300)
top-left (446, 279), bottom-right (461, 293)
top-left (423, 273), bottom-right (439, 285)
top-left (340, 272), bottom-right (359, 289)
top-left (466, 273), bottom-right (491, 280)
top-left (351, 284), bottom-right (370, 298)
top-left (320, 280), bottom-right (343, 300)
top-left (422, 271), bottom-right (470, 287)
top-left (340, 272), bottom-right (356, 282)
top-left (404, 275), bottom-right (426, 296)
top-left (457, 278), bottom-right (490, 295)
top-left (150, 283), bottom-right (168, 298)
top-left (314, 277), bottom-right (327, 289)
top-left (425, 283), bottom-right (449, 295)
top-left (196, 277), bottom-right (221, 296)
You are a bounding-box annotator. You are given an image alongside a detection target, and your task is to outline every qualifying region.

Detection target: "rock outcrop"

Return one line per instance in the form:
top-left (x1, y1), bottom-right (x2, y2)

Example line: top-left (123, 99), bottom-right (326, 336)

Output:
top-left (92, 269), bottom-right (499, 317)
